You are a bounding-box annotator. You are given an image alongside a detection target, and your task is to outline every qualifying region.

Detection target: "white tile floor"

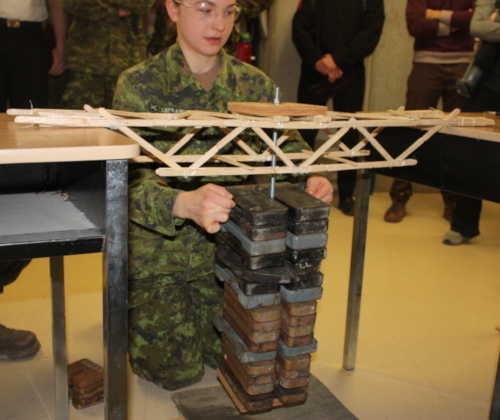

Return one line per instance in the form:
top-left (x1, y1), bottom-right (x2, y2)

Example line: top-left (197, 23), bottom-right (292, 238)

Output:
top-left (0, 192), bottom-right (499, 420)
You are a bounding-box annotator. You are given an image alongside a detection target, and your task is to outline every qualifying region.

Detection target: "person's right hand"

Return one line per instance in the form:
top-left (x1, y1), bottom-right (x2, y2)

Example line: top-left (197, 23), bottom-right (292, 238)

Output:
top-left (172, 184), bottom-right (235, 234)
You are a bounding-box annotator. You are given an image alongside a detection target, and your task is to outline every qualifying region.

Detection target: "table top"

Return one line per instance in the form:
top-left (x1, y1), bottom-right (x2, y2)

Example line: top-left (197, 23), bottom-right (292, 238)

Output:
top-left (0, 114), bottom-right (139, 164)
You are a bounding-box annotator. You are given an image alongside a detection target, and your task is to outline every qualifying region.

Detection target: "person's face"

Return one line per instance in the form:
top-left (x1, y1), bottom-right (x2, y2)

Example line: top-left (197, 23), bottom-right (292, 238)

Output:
top-left (167, 0), bottom-right (237, 59)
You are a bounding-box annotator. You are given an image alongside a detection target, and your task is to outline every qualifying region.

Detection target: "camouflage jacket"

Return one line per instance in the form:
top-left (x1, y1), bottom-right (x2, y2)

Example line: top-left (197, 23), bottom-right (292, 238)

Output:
top-left (113, 44), bottom-right (309, 285)
top-left (61, 0), bottom-right (154, 76)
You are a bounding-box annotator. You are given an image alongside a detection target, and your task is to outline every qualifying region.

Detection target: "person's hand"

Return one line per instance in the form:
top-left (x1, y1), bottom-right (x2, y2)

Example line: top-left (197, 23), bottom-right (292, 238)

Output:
top-left (315, 54), bottom-right (338, 75)
top-left (327, 67), bottom-right (343, 83)
top-left (48, 48), bottom-right (65, 76)
top-left (173, 183), bottom-right (235, 234)
top-left (489, 11), bottom-right (498, 22)
top-left (119, 9), bottom-right (131, 17)
top-left (305, 175), bottom-right (334, 204)
top-left (426, 9), bottom-right (441, 20)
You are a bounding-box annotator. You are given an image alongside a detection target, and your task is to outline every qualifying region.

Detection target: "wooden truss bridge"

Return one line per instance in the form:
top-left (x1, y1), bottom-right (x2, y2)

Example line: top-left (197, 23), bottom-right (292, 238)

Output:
top-left (9, 103), bottom-right (494, 179)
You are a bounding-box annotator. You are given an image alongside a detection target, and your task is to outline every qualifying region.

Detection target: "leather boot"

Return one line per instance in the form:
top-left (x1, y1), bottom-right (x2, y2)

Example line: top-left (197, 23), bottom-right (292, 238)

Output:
top-left (384, 193), bottom-right (408, 223)
top-left (456, 64), bottom-right (483, 98)
top-left (0, 324), bottom-right (41, 360)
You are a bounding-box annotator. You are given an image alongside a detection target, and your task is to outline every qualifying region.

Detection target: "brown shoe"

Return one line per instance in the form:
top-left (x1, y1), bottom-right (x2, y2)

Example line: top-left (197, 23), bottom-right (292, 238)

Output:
top-left (384, 200), bottom-right (406, 223)
top-left (0, 324), bottom-right (41, 360)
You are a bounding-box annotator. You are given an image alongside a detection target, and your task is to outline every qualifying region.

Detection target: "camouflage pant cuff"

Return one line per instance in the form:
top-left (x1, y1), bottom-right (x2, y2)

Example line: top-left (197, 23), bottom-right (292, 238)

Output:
top-left (130, 362), bottom-right (204, 391)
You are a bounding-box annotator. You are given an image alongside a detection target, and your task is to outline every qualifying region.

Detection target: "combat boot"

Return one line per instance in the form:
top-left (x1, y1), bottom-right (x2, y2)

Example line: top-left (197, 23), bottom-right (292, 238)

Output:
top-left (0, 324), bottom-right (41, 360)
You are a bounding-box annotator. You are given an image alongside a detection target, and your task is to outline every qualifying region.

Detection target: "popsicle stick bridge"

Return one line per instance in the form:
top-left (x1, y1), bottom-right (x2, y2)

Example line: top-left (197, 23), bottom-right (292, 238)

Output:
top-left (9, 102), bottom-right (494, 178)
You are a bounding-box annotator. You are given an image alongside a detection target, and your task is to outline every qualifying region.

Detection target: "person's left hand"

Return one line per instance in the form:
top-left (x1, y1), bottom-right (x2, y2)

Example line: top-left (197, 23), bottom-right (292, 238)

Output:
top-left (305, 174), bottom-right (334, 204)
top-left (48, 48), bottom-right (65, 76)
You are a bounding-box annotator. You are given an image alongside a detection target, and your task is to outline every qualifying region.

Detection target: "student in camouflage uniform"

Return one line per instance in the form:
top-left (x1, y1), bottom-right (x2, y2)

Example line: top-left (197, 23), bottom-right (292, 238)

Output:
top-left (113, 0), bottom-right (333, 391)
top-left (60, 0), bottom-right (154, 109)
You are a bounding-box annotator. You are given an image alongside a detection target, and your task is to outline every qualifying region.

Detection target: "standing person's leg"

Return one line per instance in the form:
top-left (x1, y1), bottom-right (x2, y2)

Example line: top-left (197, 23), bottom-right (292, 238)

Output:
top-left (444, 81), bottom-right (500, 245)
top-left (333, 63), bottom-right (365, 216)
top-left (384, 63), bottom-right (442, 221)
top-left (443, 195), bottom-right (482, 245)
top-left (6, 25), bottom-right (52, 109)
top-left (439, 63), bottom-right (469, 221)
top-left (0, 260), bottom-right (41, 360)
top-left (384, 179), bottom-right (413, 222)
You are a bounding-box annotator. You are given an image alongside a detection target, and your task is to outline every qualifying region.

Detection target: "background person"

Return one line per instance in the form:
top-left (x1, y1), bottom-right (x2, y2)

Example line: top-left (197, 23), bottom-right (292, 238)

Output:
top-left (384, 0), bottom-right (474, 223)
top-left (292, 0), bottom-right (385, 216)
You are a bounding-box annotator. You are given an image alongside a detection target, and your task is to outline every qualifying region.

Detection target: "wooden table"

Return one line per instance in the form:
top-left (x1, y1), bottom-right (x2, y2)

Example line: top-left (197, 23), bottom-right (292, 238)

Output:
top-left (343, 114), bottom-right (500, 420)
top-left (0, 114), bottom-right (139, 419)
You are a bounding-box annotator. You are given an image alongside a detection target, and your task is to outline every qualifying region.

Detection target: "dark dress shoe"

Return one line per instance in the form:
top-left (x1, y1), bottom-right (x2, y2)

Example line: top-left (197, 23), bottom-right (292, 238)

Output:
top-left (338, 196), bottom-right (355, 216)
top-left (0, 324), bottom-right (41, 360)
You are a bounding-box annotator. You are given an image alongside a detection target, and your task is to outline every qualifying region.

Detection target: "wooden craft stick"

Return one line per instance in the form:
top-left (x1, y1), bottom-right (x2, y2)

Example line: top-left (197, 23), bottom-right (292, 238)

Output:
top-left (188, 126), bottom-right (246, 171)
top-left (251, 127), bottom-right (296, 168)
top-left (88, 105), bottom-right (182, 169)
top-left (396, 108), bottom-right (461, 160)
top-left (356, 125), bottom-right (394, 162)
top-left (300, 126), bottom-right (351, 168)
top-left (164, 127), bottom-right (201, 157)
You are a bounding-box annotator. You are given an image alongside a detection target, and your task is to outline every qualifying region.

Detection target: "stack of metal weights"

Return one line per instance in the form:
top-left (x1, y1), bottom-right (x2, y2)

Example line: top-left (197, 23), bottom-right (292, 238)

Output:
top-left (67, 359), bottom-right (104, 409)
top-left (214, 182), bottom-right (329, 412)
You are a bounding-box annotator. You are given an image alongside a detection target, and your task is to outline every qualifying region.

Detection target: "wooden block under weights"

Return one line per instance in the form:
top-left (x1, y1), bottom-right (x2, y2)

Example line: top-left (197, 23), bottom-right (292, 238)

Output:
top-left (273, 384), bottom-right (308, 405)
top-left (218, 361), bottom-right (276, 413)
top-left (224, 303), bottom-right (280, 347)
top-left (224, 283), bottom-right (282, 322)
top-left (68, 359), bottom-right (101, 389)
top-left (222, 347), bottom-right (276, 395)
top-left (281, 309), bottom-right (316, 327)
top-left (224, 288), bottom-right (281, 331)
top-left (281, 299), bottom-right (317, 317)
top-left (277, 374), bottom-right (309, 389)
top-left (279, 330), bottom-right (314, 348)
top-left (280, 320), bottom-right (315, 338)
top-left (222, 339), bottom-right (276, 377)
top-left (72, 390), bottom-right (104, 410)
top-left (277, 353), bottom-right (311, 371)
top-left (223, 306), bottom-right (279, 353)
top-left (276, 363), bottom-right (310, 380)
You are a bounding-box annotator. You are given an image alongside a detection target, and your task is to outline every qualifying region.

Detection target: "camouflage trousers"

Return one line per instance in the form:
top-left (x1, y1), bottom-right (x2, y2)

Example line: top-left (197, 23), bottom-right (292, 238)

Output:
top-left (62, 70), bottom-right (119, 110)
top-left (128, 273), bottom-right (224, 390)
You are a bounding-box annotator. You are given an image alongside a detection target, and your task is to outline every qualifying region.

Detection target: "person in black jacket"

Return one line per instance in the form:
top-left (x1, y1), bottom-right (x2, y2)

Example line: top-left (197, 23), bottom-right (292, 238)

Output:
top-left (292, 0), bottom-right (384, 215)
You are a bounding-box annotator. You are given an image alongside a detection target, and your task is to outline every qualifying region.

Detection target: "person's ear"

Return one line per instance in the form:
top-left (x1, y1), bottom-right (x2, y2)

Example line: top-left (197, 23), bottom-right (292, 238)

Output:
top-left (166, 0), bottom-right (180, 22)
